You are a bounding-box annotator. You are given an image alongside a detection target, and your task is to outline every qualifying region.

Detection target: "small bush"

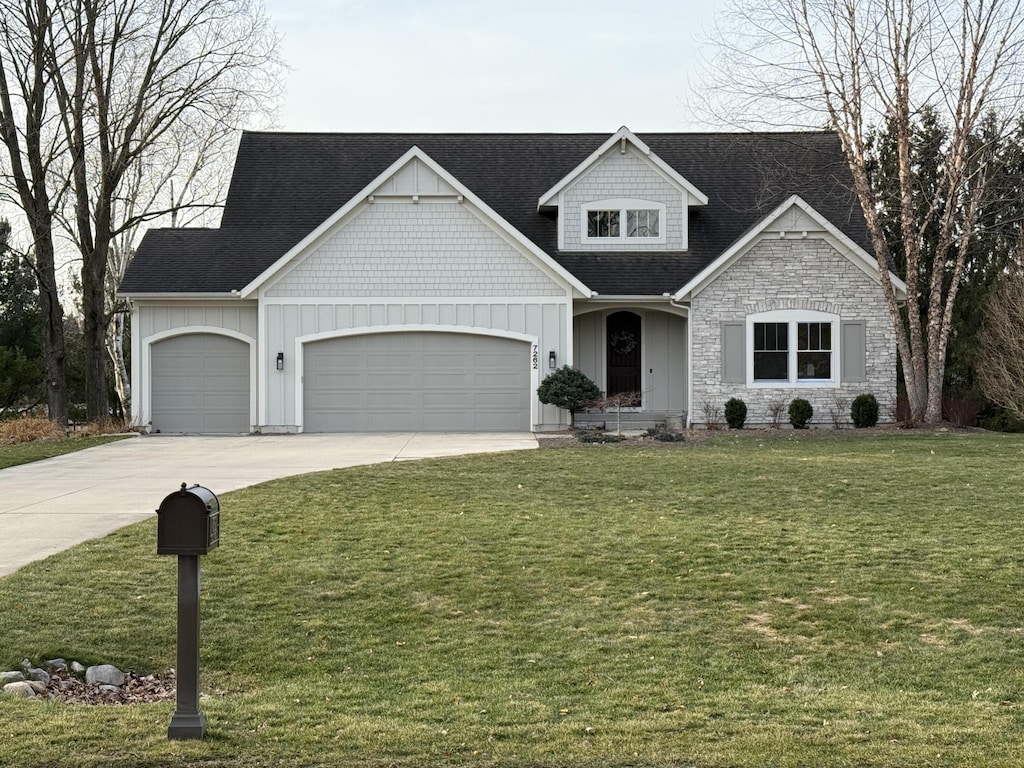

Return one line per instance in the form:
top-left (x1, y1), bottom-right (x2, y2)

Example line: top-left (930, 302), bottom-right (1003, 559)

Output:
top-left (942, 398), bottom-right (979, 428)
top-left (647, 427), bottom-right (687, 443)
top-left (850, 393), bottom-right (880, 428)
top-left (980, 408), bottom-right (1024, 433)
top-left (0, 417), bottom-right (66, 444)
top-left (701, 400), bottom-right (723, 429)
top-left (766, 398), bottom-right (787, 429)
top-left (788, 398), bottom-right (813, 429)
top-left (575, 430), bottom-right (624, 444)
top-left (724, 398), bottom-right (747, 429)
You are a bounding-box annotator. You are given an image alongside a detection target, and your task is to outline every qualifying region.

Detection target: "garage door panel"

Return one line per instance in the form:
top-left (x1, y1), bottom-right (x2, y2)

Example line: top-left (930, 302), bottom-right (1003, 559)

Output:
top-left (304, 332), bottom-right (530, 432)
top-left (151, 334), bottom-right (249, 434)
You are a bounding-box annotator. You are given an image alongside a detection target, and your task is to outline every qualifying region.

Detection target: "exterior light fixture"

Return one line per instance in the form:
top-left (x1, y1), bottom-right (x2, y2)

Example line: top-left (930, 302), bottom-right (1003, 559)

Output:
top-left (276, 352), bottom-right (284, 371)
top-left (548, 350), bottom-right (557, 369)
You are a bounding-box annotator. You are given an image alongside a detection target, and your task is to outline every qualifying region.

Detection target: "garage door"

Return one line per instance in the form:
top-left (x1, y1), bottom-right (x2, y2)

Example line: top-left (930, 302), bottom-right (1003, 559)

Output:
top-left (151, 334), bottom-right (250, 434)
top-left (303, 332), bottom-right (531, 432)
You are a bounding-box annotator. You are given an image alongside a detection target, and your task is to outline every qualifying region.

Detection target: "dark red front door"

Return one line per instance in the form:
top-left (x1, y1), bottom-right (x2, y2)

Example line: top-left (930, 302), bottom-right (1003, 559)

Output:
top-left (606, 311), bottom-right (641, 400)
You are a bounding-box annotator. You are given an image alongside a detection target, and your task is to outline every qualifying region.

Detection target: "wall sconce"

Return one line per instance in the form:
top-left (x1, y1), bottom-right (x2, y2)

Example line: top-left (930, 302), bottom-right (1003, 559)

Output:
top-left (276, 352), bottom-right (284, 371)
top-left (548, 350), bottom-right (557, 369)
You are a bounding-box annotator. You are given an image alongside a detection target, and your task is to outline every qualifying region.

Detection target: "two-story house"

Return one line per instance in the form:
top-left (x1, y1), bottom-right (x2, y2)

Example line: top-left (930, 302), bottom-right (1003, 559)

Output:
top-left (118, 127), bottom-right (905, 433)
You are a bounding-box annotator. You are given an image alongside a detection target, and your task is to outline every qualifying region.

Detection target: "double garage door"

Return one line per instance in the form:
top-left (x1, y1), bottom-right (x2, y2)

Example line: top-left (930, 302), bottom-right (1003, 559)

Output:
top-left (303, 332), bottom-right (531, 432)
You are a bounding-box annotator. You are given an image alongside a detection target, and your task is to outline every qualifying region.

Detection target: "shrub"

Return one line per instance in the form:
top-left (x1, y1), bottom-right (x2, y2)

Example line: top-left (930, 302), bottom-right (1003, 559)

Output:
top-left (942, 398), bottom-right (979, 428)
top-left (850, 393), bottom-right (879, 428)
top-left (0, 417), bottom-right (66, 444)
top-left (724, 397), bottom-right (747, 429)
top-left (828, 395), bottom-right (849, 429)
top-left (536, 366), bottom-right (601, 428)
top-left (766, 398), bottom-right (787, 429)
top-left (980, 408), bottom-right (1024, 433)
top-left (701, 400), bottom-right (723, 429)
top-left (647, 427), bottom-right (686, 442)
top-left (788, 398), bottom-right (813, 429)
top-left (575, 430), bottom-right (624, 444)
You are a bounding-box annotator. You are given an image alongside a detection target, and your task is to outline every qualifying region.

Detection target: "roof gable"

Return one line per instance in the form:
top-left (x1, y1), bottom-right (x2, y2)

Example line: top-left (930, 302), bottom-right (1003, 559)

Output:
top-left (239, 147), bottom-right (593, 298)
top-left (537, 126), bottom-right (709, 209)
top-left (671, 195), bottom-right (907, 301)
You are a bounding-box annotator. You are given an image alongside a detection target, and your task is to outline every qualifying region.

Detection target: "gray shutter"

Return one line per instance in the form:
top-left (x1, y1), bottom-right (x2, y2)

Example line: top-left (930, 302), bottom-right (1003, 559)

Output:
top-left (721, 322), bottom-right (746, 383)
top-left (841, 321), bottom-right (866, 382)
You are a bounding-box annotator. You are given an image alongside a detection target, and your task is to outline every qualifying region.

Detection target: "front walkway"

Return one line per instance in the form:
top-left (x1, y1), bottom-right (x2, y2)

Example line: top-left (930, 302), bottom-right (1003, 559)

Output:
top-left (0, 432), bottom-right (537, 577)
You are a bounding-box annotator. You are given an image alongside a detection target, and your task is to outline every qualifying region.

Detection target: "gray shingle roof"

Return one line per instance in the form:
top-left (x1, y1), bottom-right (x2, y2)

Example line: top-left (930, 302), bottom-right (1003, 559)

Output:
top-left (119, 131), bottom-right (869, 296)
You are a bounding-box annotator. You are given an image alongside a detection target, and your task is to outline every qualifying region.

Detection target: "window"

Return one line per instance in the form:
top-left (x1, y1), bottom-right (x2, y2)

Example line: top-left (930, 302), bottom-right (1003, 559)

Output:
top-left (581, 199), bottom-right (665, 244)
top-left (797, 322), bottom-right (832, 379)
top-left (747, 311), bottom-right (838, 385)
top-left (753, 322), bottom-right (788, 380)
top-left (587, 210), bottom-right (620, 238)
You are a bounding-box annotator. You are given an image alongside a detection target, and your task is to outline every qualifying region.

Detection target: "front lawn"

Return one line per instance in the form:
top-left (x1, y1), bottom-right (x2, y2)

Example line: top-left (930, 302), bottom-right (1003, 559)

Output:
top-left (0, 434), bottom-right (130, 469)
top-left (2, 432), bottom-right (1023, 767)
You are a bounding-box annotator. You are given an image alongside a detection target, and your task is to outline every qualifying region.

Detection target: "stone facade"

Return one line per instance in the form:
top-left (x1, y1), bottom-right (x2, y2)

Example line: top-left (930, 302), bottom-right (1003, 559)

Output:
top-left (690, 235), bottom-right (897, 426)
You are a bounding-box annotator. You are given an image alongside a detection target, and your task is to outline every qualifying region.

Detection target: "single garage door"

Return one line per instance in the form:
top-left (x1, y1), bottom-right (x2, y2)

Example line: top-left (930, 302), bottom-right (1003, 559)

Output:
top-left (151, 334), bottom-right (250, 434)
top-left (303, 332), bottom-right (531, 432)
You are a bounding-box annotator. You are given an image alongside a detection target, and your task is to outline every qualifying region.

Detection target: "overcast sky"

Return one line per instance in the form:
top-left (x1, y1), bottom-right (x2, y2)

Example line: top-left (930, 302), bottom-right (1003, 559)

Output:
top-left (263, 0), bottom-right (727, 133)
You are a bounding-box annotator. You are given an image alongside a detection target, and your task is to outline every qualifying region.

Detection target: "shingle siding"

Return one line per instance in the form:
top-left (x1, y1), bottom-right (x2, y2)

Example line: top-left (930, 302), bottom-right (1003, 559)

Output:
top-left (265, 201), bottom-right (565, 298)
top-left (562, 147), bottom-right (686, 251)
top-left (690, 236), bottom-right (897, 425)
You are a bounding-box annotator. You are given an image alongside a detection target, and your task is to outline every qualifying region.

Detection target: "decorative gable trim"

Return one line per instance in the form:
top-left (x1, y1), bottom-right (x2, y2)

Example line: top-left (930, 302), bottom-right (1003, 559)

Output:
top-left (240, 146), bottom-right (594, 299)
top-left (538, 126), bottom-right (709, 210)
top-left (670, 195), bottom-right (908, 301)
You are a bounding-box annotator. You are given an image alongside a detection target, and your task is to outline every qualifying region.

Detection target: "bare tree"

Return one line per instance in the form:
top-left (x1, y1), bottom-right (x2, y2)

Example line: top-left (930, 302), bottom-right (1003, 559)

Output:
top-left (703, 0), bottom-right (1024, 424)
top-left (977, 255), bottom-right (1024, 420)
top-left (0, 0), bottom-right (69, 425)
top-left (1, 0), bottom-right (280, 421)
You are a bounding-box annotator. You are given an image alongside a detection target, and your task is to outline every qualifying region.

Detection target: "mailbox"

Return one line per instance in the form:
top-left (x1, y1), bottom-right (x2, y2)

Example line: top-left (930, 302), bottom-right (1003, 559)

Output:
top-left (157, 483), bottom-right (220, 556)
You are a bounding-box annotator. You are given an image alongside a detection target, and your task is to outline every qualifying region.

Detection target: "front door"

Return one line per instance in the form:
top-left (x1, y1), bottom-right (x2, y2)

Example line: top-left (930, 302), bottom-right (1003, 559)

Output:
top-left (606, 311), bottom-right (641, 401)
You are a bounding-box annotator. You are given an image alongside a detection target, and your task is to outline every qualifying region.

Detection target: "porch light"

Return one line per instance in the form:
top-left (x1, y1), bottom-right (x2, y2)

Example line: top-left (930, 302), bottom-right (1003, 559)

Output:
top-left (548, 350), bottom-right (557, 369)
top-left (276, 352), bottom-right (284, 371)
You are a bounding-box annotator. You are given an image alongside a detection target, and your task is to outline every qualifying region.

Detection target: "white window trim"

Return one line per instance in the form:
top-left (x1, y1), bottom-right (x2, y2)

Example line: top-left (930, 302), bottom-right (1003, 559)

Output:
top-left (581, 198), bottom-right (667, 245)
top-left (746, 309), bottom-right (841, 387)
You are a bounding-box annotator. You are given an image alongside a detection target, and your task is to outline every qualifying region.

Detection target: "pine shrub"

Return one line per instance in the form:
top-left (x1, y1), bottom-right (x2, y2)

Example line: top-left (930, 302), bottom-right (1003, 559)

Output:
top-left (724, 398), bottom-right (747, 429)
top-left (788, 398), bottom-right (813, 429)
top-left (850, 393), bottom-right (880, 428)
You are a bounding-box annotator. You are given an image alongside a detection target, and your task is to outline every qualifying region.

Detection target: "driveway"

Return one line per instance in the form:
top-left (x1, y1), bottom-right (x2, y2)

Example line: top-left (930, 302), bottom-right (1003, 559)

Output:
top-left (0, 432), bottom-right (537, 578)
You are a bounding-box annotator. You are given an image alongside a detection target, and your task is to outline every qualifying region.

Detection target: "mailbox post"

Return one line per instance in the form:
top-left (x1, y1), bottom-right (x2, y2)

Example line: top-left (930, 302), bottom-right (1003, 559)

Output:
top-left (157, 483), bottom-right (220, 740)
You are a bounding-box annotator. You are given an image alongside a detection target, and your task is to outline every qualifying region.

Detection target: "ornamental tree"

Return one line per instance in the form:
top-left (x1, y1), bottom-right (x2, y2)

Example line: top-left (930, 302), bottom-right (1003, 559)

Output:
top-left (537, 366), bottom-right (600, 429)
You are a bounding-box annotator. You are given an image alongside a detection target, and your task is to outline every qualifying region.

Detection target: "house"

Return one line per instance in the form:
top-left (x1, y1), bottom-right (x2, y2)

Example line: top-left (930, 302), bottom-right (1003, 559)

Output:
top-left (118, 127), bottom-right (905, 434)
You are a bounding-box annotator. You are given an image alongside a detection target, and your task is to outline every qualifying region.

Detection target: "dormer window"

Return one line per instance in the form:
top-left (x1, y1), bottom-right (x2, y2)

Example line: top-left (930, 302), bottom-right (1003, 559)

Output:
top-left (581, 199), bottom-right (666, 245)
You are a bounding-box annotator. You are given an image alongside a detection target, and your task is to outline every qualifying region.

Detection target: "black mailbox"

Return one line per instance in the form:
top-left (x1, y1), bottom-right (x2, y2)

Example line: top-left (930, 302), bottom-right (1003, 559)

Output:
top-left (157, 483), bottom-right (220, 556)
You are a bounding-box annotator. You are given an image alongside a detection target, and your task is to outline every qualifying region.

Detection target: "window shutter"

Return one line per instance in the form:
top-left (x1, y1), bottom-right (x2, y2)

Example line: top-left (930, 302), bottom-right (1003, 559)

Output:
top-left (841, 321), bottom-right (866, 382)
top-left (721, 322), bottom-right (746, 383)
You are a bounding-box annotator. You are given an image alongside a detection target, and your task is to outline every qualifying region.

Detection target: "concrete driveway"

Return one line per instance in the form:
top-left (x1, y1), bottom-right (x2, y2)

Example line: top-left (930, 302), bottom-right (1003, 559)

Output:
top-left (0, 432), bottom-right (537, 578)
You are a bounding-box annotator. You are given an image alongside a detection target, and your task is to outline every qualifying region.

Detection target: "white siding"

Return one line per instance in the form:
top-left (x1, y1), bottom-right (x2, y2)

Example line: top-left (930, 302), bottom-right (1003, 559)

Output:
top-left (265, 201), bottom-right (565, 298)
top-left (562, 146), bottom-right (686, 251)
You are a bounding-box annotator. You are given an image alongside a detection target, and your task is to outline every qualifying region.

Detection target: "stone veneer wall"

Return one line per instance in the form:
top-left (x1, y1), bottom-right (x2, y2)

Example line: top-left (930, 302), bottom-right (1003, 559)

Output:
top-left (690, 237), bottom-right (897, 426)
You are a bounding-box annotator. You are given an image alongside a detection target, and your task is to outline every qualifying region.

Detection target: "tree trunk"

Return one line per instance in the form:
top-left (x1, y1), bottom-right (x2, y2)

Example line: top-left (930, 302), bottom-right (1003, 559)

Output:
top-left (106, 310), bottom-right (130, 418)
top-left (82, 245), bottom-right (109, 421)
top-left (34, 238), bottom-right (68, 426)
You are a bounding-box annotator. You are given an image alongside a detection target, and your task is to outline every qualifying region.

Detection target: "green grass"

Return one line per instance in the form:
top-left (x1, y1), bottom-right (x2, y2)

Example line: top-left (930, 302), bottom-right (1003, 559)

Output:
top-left (2, 431), bottom-right (1023, 767)
top-left (0, 434), bottom-right (129, 469)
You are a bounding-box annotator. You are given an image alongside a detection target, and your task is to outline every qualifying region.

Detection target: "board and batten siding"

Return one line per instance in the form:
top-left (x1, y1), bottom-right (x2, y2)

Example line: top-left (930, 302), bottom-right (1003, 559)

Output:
top-left (130, 301), bottom-right (259, 430)
top-left (561, 146), bottom-right (686, 251)
top-left (259, 197), bottom-right (576, 431)
top-left (690, 235), bottom-right (897, 426)
top-left (573, 309), bottom-right (688, 414)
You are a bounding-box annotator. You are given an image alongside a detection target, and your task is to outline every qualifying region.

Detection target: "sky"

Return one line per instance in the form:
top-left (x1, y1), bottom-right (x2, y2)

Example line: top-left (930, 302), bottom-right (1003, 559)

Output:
top-left (262, 0), bottom-right (728, 134)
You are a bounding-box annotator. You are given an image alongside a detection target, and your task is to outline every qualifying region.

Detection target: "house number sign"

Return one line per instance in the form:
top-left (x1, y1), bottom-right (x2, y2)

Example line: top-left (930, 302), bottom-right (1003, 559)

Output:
top-left (532, 344), bottom-right (539, 370)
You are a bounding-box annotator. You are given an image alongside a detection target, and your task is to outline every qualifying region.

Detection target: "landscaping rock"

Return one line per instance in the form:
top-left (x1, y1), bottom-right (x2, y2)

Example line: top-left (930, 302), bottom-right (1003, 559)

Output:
top-left (26, 668), bottom-right (50, 685)
top-left (70, 661), bottom-right (87, 675)
top-left (99, 685), bottom-right (121, 694)
top-left (3, 681), bottom-right (37, 699)
top-left (27, 680), bottom-right (48, 694)
top-left (46, 658), bottom-right (67, 671)
top-left (85, 664), bottom-right (125, 686)
top-left (0, 671), bottom-right (25, 684)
